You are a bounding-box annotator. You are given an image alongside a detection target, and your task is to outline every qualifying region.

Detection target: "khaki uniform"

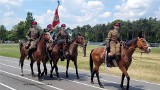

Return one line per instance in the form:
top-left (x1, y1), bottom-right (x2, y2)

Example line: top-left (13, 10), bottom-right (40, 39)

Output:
top-left (26, 27), bottom-right (40, 49)
top-left (106, 29), bottom-right (120, 56)
top-left (56, 30), bottom-right (69, 43)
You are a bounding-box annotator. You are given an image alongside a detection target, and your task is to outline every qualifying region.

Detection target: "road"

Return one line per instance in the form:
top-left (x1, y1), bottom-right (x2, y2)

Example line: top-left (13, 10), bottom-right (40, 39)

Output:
top-left (0, 56), bottom-right (160, 90)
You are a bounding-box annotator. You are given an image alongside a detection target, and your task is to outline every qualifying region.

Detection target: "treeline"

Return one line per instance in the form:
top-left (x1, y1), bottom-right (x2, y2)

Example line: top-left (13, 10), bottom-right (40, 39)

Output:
top-left (0, 12), bottom-right (160, 43)
top-left (71, 18), bottom-right (160, 43)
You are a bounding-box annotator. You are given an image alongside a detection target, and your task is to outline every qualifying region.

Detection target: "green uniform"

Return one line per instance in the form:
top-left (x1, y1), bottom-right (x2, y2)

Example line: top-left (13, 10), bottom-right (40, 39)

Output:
top-left (106, 29), bottom-right (120, 56)
top-left (26, 27), bottom-right (40, 49)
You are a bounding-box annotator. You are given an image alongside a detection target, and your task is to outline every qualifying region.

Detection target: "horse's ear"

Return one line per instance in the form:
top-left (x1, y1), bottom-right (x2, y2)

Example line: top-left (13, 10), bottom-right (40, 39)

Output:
top-left (78, 32), bottom-right (82, 36)
top-left (138, 31), bottom-right (143, 38)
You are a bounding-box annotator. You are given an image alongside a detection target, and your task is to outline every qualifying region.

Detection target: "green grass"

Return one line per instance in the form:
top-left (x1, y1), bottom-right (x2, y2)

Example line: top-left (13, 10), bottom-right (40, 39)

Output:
top-left (0, 43), bottom-right (160, 83)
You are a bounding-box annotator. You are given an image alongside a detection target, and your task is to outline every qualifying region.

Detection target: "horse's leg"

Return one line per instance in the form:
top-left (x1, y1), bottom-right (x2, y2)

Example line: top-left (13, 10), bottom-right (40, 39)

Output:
top-left (91, 69), bottom-right (96, 84)
top-left (50, 59), bottom-right (55, 78)
top-left (120, 73), bottom-right (125, 88)
top-left (30, 59), bottom-right (35, 77)
top-left (37, 61), bottom-right (42, 80)
top-left (66, 59), bottom-right (70, 77)
top-left (41, 60), bottom-right (47, 77)
top-left (119, 66), bottom-right (130, 90)
top-left (54, 61), bottom-right (60, 80)
top-left (95, 66), bottom-right (103, 88)
top-left (19, 55), bottom-right (25, 76)
top-left (73, 59), bottom-right (79, 79)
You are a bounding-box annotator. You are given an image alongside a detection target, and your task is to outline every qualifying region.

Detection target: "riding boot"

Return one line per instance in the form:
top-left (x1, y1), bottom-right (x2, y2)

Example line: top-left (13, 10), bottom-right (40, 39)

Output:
top-left (115, 54), bottom-right (121, 60)
top-left (107, 56), bottom-right (113, 67)
top-left (61, 50), bottom-right (66, 61)
top-left (26, 49), bottom-right (31, 59)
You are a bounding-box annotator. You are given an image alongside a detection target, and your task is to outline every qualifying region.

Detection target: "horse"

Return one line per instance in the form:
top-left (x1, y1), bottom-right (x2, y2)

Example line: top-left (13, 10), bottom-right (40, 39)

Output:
top-left (19, 31), bottom-right (53, 80)
top-left (89, 33), bottom-right (151, 89)
top-left (65, 33), bottom-right (85, 79)
top-left (49, 41), bottom-right (66, 79)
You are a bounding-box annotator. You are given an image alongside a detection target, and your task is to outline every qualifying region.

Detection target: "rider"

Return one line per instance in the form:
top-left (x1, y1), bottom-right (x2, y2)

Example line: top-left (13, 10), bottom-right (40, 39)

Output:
top-left (26, 21), bottom-right (40, 59)
top-left (55, 23), bottom-right (69, 61)
top-left (46, 24), bottom-right (56, 51)
top-left (106, 22), bottom-right (121, 67)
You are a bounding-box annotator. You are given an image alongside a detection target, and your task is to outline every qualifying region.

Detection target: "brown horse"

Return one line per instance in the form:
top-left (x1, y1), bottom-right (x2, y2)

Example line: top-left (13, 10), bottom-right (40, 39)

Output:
top-left (19, 31), bottom-right (52, 80)
top-left (90, 33), bottom-right (151, 89)
top-left (49, 41), bottom-right (66, 79)
top-left (65, 34), bottom-right (85, 79)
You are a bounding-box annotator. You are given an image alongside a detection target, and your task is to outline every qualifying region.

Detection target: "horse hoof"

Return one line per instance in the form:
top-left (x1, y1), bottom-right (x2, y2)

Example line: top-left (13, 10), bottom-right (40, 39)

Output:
top-left (120, 84), bottom-right (123, 88)
top-left (91, 81), bottom-right (94, 84)
top-left (100, 85), bottom-right (104, 88)
top-left (21, 74), bottom-right (24, 76)
top-left (50, 74), bottom-right (53, 78)
top-left (66, 75), bottom-right (69, 78)
top-left (32, 75), bottom-right (35, 77)
top-left (77, 76), bottom-right (79, 79)
top-left (57, 78), bottom-right (61, 81)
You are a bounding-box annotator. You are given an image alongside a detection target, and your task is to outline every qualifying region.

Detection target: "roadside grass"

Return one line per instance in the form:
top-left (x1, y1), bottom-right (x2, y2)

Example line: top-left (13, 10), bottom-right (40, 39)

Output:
top-left (0, 44), bottom-right (160, 83)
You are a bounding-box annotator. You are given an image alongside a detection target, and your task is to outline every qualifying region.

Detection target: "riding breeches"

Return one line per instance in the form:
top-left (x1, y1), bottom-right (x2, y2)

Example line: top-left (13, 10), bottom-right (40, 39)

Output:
top-left (110, 41), bottom-right (120, 56)
top-left (29, 40), bottom-right (37, 49)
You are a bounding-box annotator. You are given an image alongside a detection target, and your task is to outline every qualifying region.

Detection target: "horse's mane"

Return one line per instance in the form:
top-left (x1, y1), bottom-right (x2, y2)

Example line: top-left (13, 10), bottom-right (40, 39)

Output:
top-left (69, 36), bottom-right (78, 44)
top-left (125, 38), bottom-right (137, 47)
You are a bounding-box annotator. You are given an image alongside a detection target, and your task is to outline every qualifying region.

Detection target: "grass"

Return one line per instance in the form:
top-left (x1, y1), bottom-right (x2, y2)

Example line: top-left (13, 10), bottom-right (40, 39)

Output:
top-left (0, 43), bottom-right (160, 83)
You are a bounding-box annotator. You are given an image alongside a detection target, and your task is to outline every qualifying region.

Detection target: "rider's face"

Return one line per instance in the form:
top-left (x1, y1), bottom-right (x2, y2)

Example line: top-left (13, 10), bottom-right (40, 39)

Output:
top-left (61, 27), bottom-right (65, 30)
top-left (114, 26), bottom-right (119, 30)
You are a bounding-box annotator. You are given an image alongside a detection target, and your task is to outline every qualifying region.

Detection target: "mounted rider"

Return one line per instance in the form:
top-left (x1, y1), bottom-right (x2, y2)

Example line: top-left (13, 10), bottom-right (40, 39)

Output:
top-left (55, 23), bottom-right (69, 61)
top-left (46, 24), bottom-right (56, 51)
top-left (26, 21), bottom-right (40, 58)
top-left (106, 22), bottom-right (121, 67)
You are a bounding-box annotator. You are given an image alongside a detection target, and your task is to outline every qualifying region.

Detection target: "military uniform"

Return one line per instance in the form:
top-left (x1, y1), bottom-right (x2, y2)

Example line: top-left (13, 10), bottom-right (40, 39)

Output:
top-left (107, 29), bottom-right (120, 56)
top-left (56, 24), bottom-right (69, 61)
top-left (106, 22), bottom-right (121, 67)
top-left (26, 21), bottom-right (40, 59)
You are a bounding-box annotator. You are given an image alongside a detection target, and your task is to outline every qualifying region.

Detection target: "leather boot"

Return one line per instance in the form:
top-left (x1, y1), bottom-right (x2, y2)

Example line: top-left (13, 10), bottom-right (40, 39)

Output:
top-left (107, 56), bottom-right (113, 67)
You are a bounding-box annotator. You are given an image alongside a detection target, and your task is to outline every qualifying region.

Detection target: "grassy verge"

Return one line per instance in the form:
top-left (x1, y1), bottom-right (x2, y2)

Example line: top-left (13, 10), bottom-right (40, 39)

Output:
top-left (0, 44), bottom-right (160, 83)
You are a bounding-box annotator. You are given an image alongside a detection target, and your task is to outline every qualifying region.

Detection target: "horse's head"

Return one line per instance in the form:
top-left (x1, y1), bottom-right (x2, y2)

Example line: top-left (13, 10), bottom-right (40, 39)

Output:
top-left (76, 33), bottom-right (85, 46)
top-left (41, 31), bottom-right (53, 43)
top-left (136, 32), bottom-right (151, 53)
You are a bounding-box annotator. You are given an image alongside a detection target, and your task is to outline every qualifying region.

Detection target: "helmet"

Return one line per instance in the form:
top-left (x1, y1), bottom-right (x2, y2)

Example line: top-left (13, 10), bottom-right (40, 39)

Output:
top-left (32, 21), bottom-right (37, 25)
top-left (61, 24), bottom-right (66, 27)
top-left (47, 24), bottom-right (52, 29)
top-left (114, 22), bottom-right (120, 27)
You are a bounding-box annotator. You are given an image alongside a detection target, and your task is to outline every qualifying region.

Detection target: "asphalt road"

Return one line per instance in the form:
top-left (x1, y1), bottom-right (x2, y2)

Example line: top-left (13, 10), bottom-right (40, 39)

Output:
top-left (0, 56), bottom-right (160, 90)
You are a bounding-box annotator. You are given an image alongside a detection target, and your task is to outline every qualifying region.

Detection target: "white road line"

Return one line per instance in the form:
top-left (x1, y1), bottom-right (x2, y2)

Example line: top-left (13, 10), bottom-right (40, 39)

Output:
top-left (0, 63), bottom-right (108, 90)
top-left (0, 68), bottom-right (63, 90)
top-left (0, 83), bottom-right (16, 90)
top-left (1, 56), bottom-right (160, 86)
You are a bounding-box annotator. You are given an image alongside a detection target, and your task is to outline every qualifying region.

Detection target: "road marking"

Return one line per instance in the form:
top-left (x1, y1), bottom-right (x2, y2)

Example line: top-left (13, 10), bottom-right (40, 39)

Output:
top-left (0, 68), bottom-right (63, 90)
top-left (0, 82), bottom-right (16, 90)
top-left (1, 56), bottom-right (160, 86)
top-left (0, 63), bottom-right (108, 90)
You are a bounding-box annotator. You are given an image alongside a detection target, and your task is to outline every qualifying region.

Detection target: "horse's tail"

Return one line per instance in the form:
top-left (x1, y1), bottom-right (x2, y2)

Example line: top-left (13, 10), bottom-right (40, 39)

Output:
top-left (90, 49), bottom-right (94, 74)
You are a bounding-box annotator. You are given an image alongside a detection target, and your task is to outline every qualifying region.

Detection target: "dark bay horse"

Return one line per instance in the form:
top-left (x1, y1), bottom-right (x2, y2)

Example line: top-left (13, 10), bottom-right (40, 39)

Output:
top-left (19, 31), bottom-right (52, 79)
top-left (90, 34), bottom-right (151, 89)
top-left (65, 34), bottom-right (85, 79)
top-left (50, 41), bottom-right (66, 79)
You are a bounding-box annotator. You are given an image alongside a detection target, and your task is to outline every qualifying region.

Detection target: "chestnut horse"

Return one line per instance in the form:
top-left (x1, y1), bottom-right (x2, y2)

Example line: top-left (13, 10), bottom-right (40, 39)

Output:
top-left (49, 41), bottom-right (66, 79)
top-left (90, 33), bottom-right (151, 89)
top-left (19, 31), bottom-right (52, 80)
top-left (65, 34), bottom-right (85, 79)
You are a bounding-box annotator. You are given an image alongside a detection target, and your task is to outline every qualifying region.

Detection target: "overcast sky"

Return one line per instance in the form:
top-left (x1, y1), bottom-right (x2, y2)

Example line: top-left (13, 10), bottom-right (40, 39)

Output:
top-left (0, 0), bottom-right (160, 30)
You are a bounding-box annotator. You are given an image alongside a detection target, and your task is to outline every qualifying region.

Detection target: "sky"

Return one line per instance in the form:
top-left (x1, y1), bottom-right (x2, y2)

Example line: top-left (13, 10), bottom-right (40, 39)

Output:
top-left (0, 0), bottom-right (160, 30)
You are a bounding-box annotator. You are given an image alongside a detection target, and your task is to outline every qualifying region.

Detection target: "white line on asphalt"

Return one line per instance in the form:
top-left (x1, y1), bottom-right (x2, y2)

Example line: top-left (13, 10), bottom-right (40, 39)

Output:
top-left (0, 63), bottom-right (108, 90)
top-left (0, 68), bottom-right (63, 90)
top-left (1, 56), bottom-right (160, 86)
top-left (0, 82), bottom-right (16, 90)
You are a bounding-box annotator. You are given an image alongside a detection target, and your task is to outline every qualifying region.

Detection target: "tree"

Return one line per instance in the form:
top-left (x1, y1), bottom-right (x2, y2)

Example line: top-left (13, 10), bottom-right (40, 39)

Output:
top-left (0, 25), bottom-right (7, 42)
